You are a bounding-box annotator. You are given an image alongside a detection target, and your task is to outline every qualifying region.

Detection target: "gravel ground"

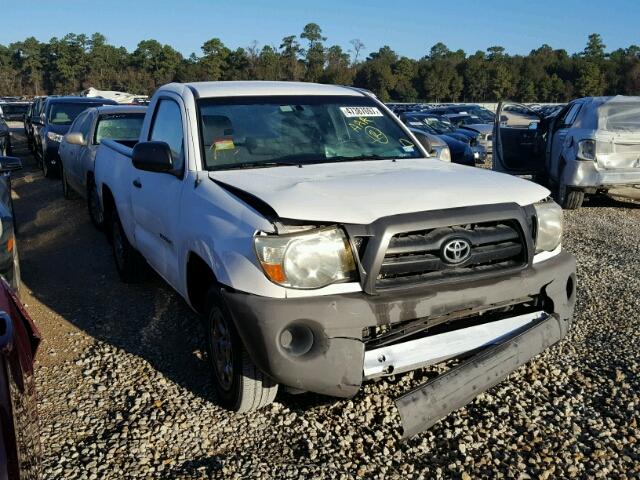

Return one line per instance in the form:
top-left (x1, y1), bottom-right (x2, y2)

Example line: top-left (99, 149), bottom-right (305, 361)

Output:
top-left (7, 124), bottom-right (640, 479)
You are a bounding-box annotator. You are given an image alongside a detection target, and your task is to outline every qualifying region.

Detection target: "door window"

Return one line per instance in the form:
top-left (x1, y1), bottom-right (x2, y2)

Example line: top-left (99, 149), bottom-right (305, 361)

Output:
top-left (149, 99), bottom-right (185, 171)
top-left (560, 103), bottom-right (581, 128)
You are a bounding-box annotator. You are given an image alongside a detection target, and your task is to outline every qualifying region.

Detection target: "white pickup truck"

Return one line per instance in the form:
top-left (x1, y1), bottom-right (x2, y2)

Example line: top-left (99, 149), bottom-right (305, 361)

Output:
top-left (95, 81), bottom-right (576, 437)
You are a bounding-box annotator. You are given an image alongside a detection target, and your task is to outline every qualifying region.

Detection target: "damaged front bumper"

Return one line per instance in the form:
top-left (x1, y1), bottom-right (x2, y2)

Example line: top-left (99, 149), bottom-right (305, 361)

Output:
top-left (223, 250), bottom-right (575, 401)
top-left (396, 311), bottom-right (568, 437)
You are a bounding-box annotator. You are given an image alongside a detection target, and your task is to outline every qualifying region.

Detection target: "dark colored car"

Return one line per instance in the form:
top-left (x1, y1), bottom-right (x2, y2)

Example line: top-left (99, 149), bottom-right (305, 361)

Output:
top-left (25, 98), bottom-right (46, 153)
top-left (399, 116), bottom-right (476, 166)
top-left (0, 277), bottom-right (42, 479)
top-left (400, 112), bottom-right (478, 144)
top-left (34, 97), bottom-right (117, 177)
top-left (0, 103), bottom-right (31, 123)
top-left (0, 119), bottom-right (10, 157)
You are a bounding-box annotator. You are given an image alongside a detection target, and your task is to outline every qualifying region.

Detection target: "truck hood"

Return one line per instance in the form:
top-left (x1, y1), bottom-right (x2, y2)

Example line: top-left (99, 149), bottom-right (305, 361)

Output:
top-left (209, 159), bottom-right (549, 224)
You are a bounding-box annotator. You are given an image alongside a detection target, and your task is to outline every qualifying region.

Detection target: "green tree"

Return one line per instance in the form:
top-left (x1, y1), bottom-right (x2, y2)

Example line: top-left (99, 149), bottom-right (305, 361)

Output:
top-left (200, 38), bottom-right (230, 81)
top-left (300, 23), bottom-right (326, 82)
top-left (279, 35), bottom-right (302, 80)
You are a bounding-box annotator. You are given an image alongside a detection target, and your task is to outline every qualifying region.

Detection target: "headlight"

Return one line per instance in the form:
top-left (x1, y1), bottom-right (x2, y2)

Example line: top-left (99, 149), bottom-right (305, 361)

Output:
top-left (47, 131), bottom-right (63, 143)
top-left (533, 200), bottom-right (563, 253)
top-left (432, 145), bottom-right (451, 162)
top-left (577, 139), bottom-right (596, 161)
top-left (254, 227), bottom-right (357, 289)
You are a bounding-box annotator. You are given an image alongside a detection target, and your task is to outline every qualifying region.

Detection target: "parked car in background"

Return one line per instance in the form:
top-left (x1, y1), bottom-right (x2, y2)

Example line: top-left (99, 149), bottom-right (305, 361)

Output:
top-left (434, 114), bottom-right (492, 153)
top-left (407, 127), bottom-right (452, 162)
top-left (0, 118), bottom-right (11, 157)
top-left (499, 104), bottom-right (540, 127)
top-left (0, 277), bottom-right (42, 479)
top-left (35, 97), bottom-right (117, 177)
top-left (94, 81), bottom-right (575, 437)
top-left (59, 105), bottom-right (146, 228)
top-left (26, 97), bottom-right (46, 153)
top-left (495, 96), bottom-right (640, 209)
top-left (399, 115), bottom-right (477, 166)
top-left (0, 102), bottom-right (31, 122)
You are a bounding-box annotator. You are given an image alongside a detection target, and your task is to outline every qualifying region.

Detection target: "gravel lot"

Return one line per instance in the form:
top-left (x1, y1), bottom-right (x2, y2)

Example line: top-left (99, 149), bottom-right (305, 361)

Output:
top-left (7, 124), bottom-right (640, 479)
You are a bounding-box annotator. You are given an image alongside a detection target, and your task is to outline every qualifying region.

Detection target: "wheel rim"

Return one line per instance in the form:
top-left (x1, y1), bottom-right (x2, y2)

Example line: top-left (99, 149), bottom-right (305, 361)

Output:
top-left (112, 220), bottom-right (125, 270)
top-left (89, 185), bottom-right (103, 225)
top-left (210, 308), bottom-right (234, 391)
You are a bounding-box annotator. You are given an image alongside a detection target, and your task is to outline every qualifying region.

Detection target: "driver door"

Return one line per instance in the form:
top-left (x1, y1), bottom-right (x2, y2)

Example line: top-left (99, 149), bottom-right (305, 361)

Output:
top-left (493, 102), bottom-right (546, 176)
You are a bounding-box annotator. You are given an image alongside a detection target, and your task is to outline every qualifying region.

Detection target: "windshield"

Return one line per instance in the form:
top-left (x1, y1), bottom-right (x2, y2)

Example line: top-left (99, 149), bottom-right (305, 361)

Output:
top-left (95, 113), bottom-right (145, 143)
top-left (48, 103), bottom-right (97, 125)
top-left (198, 95), bottom-right (422, 170)
top-left (424, 117), bottom-right (456, 133)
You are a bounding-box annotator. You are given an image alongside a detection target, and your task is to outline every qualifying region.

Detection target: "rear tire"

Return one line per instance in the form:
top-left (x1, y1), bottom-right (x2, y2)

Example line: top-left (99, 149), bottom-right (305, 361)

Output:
top-left (555, 182), bottom-right (584, 210)
top-left (205, 287), bottom-right (278, 413)
top-left (110, 208), bottom-right (147, 283)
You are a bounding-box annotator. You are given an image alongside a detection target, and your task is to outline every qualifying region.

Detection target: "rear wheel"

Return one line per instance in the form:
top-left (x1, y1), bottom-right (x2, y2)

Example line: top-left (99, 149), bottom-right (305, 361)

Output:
top-left (87, 179), bottom-right (104, 230)
top-left (205, 287), bottom-right (278, 413)
top-left (110, 208), bottom-right (147, 283)
top-left (555, 181), bottom-right (584, 210)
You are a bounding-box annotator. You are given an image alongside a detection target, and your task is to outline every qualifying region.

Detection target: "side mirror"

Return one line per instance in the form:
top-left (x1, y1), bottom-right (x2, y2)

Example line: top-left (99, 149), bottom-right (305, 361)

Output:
top-left (64, 132), bottom-right (86, 145)
top-left (132, 141), bottom-right (174, 173)
top-left (528, 121), bottom-right (538, 130)
top-left (408, 128), bottom-right (432, 152)
top-left (500, 115), bottom-right (508, 123)
top-left (0, 156), bottom-right (22, 174)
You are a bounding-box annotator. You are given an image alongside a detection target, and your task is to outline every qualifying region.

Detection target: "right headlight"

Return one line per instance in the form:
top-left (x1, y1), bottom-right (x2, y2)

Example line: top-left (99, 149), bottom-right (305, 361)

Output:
top-left (254, 226), bottom-right (357, 289)
top-left (533, 200), bottom-right (563, 253)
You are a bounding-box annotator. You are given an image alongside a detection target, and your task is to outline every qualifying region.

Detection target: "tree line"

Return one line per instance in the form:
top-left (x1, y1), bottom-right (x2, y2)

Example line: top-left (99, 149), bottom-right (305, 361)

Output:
top-left (1, 24), bottom-right (639, 103)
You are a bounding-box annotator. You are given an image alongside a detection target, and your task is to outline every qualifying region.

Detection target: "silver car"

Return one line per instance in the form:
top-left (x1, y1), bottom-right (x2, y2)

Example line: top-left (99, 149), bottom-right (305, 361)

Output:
top-left (493, 96), bottom-right (640, 209)
top-left (58, 105), bottom-right (146, 228)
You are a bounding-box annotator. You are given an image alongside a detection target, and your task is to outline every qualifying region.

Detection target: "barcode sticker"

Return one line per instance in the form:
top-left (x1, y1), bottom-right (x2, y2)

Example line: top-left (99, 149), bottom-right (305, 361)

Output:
top-left (340, 106), bottom-right (384, 118)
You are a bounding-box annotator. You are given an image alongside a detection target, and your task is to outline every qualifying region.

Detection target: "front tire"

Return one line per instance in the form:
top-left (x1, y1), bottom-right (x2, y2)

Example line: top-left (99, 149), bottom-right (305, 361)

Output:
top-left (61, 164), bottom-right (74, 199)
top-left (205, 287), bottom-right (278, 413)
top-left (110, 208), bottom-right (147, 283)
top-left (87, 179), bottom-right (104, 230)
top-left (42, 149), bottom-right (53, 178)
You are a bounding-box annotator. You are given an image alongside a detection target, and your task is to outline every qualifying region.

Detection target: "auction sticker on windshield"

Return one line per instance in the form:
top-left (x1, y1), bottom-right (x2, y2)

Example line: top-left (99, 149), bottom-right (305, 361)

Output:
top-left (340, 106), bottom-right (383, 117)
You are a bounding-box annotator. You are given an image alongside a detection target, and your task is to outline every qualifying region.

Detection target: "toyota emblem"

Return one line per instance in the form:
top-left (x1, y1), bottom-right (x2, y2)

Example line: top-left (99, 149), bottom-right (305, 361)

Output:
top-left (442, 239), bottom-right (471, 264)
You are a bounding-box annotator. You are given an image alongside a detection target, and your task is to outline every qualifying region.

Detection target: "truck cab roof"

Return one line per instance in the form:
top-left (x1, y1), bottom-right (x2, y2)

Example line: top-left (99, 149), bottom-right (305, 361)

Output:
top-left (164, 81), bottom-right (367, 99)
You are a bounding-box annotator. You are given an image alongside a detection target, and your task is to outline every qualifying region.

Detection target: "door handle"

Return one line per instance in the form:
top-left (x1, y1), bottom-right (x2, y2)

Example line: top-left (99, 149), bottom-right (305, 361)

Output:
top-left (133, 179), bottom-right (142, 189)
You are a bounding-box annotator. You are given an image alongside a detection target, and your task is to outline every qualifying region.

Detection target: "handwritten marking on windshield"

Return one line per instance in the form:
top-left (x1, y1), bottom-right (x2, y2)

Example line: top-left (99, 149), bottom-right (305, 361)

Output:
top-left (349, 117), bottom-right (374, 132)
top-left (365, 126), bottom-right (388, 144)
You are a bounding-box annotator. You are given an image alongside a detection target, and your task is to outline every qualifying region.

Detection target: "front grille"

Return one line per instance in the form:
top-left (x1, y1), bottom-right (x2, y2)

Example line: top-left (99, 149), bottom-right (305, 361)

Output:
top-left (376, 220), bottom-right (526, 289)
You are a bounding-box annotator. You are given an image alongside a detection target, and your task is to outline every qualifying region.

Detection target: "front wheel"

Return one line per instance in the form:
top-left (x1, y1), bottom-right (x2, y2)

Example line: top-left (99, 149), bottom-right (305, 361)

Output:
top-left (110, 209), bottom-right (147, 283)
top-left (42, 149), bottom-right (53, 178)
top-left (61, 164), bottom-right (74, 199)
top-left (87, 179), bottom-right (104, 230)
top-left (205, 287), bottom-right (278, 413)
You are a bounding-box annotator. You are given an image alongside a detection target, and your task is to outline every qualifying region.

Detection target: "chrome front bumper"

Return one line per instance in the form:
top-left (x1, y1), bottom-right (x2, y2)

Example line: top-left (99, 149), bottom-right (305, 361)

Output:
top-left (364, 310), bottom-right (548, 379)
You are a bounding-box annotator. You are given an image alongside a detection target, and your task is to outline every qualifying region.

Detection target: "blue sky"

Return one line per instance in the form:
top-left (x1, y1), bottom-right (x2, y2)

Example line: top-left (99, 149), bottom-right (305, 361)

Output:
top-left (2, 0), bottom-right (639, 59)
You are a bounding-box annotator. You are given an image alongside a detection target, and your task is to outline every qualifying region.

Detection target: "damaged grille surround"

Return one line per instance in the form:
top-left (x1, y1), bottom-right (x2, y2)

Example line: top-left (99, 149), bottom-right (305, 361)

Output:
top-left (343, 202), bottom-right (536, 295)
